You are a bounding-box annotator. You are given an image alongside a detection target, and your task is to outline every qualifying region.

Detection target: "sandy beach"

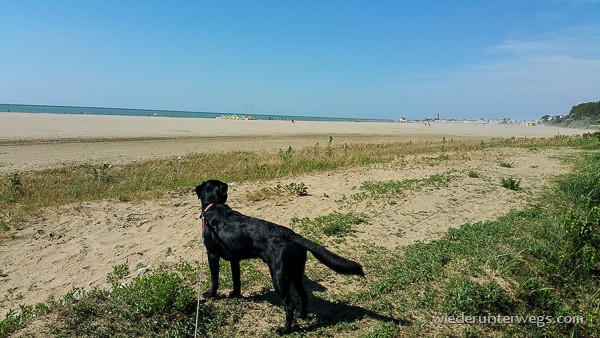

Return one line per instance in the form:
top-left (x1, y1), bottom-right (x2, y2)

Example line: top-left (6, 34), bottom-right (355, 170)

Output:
top-left (0, 112), bottom-right (590, 172)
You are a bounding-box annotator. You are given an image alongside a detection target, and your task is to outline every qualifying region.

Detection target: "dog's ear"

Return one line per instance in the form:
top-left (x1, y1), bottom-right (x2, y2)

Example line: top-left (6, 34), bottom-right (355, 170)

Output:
top-left (215, 181), bottom-right (228, 203)
top-left (195, 182), bottom-right (206, 199)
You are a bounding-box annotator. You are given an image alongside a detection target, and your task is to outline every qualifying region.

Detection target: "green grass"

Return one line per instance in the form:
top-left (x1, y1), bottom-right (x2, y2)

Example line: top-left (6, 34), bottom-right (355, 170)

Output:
top-left (1, 263), bottom-right (243, 337)
top-left (501, 177), bottom-right (522, 190)
top-left (442, 278), bottom-right (513, 316)
top-left (106, 263), bottom-right (130, 284)
top-left (49, 270), bottom-right (215, 337)
top-left (291, 211), bottom-right (367, 242)
top-left (351, 150), bottom-right (600, 337)
top-left (245, 182), bottom-right (309, 201)
top-left (354, 172), bottom-right (454, 202)
top-left (276, 182), bottom-right (309, 196)
top-left (467, 170), bottom-right (480, 178)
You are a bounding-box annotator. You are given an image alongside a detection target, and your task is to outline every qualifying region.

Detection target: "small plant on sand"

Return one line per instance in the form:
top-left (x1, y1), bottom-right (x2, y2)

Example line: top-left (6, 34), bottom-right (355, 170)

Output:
top-left (499, 161), bottom-right (514, 168)
top-left (278, 146), bottom-right (294, 163)
top-left (276, 182), bottom-right (308, 196)
top-left (245, 187), bottom-right (273, 202)
top-left (425, 153), bottom-right (450, 163)
top-left (90, 164), bottom-right (113, 184)
top-left (326, 136), bottom-right (334, 156)
top-left (501, 177), bottom-right (521, 190)
top-left (107, 263), bottom-right (130, 284)
top-left (467, 170), bottom-right (480, 178)
top-left (247, 182), bottom-right (308, 201)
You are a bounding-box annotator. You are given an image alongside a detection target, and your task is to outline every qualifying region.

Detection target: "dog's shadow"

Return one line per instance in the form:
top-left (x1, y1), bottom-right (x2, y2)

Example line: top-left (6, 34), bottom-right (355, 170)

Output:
top-left (243, 277), bottom-right (408, 332)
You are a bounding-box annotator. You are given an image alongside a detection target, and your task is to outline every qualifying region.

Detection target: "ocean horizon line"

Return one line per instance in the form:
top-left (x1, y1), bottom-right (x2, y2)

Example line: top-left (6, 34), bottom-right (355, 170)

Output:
top-left (0, 103), bottom-right (386, 122)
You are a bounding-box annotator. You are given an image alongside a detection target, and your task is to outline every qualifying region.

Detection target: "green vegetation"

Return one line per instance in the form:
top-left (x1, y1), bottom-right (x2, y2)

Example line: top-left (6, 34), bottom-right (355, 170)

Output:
top-left (543, 101), bottom-right (600, 128)
top-left (467, 170), bottom-right (480, 178)
top-left (442, 278), bottom-right (513, 316)
top-left (499, 161), bottom-right (514, 168)
top-left (354, 172), bottom-right (454, 202)
top-left (352, 152), bottom-right (599, 336)
top-left (291, 211), bottom-right (367, 242)
top-left (0, 173), bottom-right (22, 204)
top-left (245, 182), bottom-right (308, 201)
top-left (0, 263), bottom-right (245, 337)
top-left (106, 263), bottom-right (130, 284)
top-left (276, 182), bottom-right (308, 196)
top-left (501, 177), bottom-right (522, 190)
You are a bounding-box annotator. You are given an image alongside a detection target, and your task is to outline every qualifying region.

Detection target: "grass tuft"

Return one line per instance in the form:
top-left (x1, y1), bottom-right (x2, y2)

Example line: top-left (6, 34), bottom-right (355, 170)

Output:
top-left (467, 170), bottom-right (480, 178)
top-left (501, 177), bottom-right (521, 190)
top-left (355, 172), bottom-right (454, 202)
top-left (443, 278), bottom-right (513, 315)
top-left (291, 211), bottom-right (366, 242)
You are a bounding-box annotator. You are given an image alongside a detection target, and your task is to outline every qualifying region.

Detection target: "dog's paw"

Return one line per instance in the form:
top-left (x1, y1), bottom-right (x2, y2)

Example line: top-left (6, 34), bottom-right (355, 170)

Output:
top-left (228, 290), bottom-right (242, 298)
top-left (203, 291), bottom-right (217, 298)
top-left (275, 327), bottom-right (292, 335)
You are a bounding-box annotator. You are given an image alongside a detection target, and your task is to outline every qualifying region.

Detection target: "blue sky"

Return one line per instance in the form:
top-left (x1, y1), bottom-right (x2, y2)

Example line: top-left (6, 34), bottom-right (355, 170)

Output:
top-left (1, 1), bottom-right (598, 120)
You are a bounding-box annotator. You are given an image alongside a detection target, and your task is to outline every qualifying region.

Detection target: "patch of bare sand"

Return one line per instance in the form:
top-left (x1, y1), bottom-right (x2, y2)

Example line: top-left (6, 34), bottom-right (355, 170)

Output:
top-left (0, 146), bottom-right (576, 321)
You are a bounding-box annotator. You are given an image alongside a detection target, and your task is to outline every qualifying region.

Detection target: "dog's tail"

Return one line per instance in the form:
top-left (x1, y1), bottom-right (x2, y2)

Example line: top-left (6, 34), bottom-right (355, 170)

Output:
top-left (295, 237), bottom-right (364, 276)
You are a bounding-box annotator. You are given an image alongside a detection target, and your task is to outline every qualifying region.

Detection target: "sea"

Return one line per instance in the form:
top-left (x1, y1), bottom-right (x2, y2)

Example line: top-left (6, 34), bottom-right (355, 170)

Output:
top-left (0, 103), bottom-right (372, 122)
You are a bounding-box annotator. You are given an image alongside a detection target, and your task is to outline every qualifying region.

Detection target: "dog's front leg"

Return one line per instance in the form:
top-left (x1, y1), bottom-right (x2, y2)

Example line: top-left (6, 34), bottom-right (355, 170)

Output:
top-left (228, 260), bottom-right (242, 298)
top-left (204, 251), bottom-right (220, 298)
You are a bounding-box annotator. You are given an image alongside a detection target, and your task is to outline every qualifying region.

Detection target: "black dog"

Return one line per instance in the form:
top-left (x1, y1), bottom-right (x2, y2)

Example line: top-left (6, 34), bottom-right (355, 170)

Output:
top-left (195, 180), bottom-right (364, 334)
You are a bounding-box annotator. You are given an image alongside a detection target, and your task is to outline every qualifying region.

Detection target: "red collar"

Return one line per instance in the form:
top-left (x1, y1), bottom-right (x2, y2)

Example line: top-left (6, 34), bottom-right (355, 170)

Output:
top-left (200, 203), bottom-right (215, 232)
top-left (203, 203), bottom-right (215, 214)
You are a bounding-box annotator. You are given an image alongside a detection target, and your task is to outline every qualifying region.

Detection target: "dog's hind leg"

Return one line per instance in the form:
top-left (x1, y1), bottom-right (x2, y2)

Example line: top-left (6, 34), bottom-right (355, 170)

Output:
top-left (229, 260), bottom-right (242, 298)
top-left (291, 251), bottom-right (308, 319)
top-left (292, 276), bottom-right (308, 319)
top-left (276, 281), bottom-right (294, 335)
top-left (270, 266), bottom-right (294, 334)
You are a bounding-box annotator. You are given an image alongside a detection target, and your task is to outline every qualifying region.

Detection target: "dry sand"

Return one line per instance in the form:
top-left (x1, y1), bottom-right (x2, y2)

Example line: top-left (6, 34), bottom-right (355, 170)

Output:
top-left (0, 112), bottom-right (588, 320)
top-left (0, 112), bottom-right (588, 172)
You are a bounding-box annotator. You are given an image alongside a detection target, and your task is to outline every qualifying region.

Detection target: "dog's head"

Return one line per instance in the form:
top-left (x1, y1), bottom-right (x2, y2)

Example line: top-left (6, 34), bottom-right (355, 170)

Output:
top-left (195, 180), bottom-right (228, 205)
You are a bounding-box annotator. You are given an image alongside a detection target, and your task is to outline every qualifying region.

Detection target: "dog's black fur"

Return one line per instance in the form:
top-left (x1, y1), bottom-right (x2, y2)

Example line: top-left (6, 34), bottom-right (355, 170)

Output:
top-left (195, 180), bottom-right (364, 334)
